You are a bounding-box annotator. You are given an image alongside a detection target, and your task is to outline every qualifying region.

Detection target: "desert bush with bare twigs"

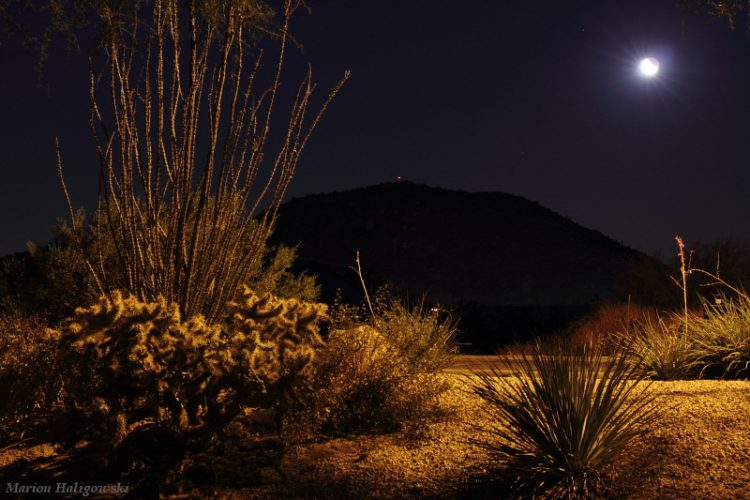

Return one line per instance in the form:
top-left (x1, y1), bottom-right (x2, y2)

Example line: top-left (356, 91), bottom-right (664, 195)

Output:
top-left (302, 291), bottom-right (459, 435)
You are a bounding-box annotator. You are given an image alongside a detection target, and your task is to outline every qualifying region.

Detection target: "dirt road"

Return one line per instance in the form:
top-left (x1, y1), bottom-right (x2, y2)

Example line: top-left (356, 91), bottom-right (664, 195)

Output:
top-left (444, 355), bottom-right (512, 375)
top-left (445, 354), bottom-right (617, 376)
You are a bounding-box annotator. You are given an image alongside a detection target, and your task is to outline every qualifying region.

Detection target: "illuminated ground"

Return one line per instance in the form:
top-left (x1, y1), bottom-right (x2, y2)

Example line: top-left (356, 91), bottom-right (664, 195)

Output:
top-left (444, 354), bottom-right (617, 376)
top-left (1, 367), bottom-right (748, 498)
top-left (237, 375), bottom-right (750, 499)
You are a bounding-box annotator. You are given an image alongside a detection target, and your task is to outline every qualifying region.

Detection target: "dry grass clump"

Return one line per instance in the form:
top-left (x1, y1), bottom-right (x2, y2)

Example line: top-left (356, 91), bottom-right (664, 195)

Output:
top-left (303, 294), bottom-right (459, 435)
top-left (691, 295), bottom-right (750, 378)
top-left (470, 339), bottom-right (660, 499)
top-left (628, 311), bottom-right (700, 380)
top-left (628, 294), bottom-right (750, 380)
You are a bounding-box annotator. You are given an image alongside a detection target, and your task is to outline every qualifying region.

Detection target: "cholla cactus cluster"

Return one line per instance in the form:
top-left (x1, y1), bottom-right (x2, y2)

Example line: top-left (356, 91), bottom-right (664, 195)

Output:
top-left (55, 287), bottom-right (327, 444)
top-left (226, 285), bottom-right (327, 387)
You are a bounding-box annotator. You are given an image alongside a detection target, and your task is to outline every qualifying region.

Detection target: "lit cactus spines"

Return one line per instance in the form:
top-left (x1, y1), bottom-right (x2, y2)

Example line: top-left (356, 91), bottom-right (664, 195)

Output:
top-left (227, 288), bottom-right (328, 388)
top-left (50, 286), bottom-right (327, 447)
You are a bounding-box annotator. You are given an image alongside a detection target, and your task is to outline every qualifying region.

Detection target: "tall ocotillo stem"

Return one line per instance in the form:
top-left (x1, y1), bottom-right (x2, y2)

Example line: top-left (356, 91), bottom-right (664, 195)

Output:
top-left (69, 0), bottom-right (348, 322)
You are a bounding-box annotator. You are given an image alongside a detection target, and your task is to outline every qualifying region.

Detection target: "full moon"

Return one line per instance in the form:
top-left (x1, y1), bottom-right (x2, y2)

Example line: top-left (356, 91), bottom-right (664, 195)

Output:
top-left (639, 57), bottom-right (659, 77)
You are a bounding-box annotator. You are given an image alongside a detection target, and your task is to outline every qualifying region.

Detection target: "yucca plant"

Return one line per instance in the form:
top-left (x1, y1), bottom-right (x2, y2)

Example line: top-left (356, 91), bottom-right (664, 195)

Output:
top-left (470, 339), bottom-right (661, 499)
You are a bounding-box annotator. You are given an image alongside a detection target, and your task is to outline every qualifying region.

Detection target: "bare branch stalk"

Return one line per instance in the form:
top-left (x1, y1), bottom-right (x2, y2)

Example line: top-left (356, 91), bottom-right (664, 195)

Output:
top-left (350, 251), bottom-right (375, 322)
top-left (675, 235), bottom-right (690, 336)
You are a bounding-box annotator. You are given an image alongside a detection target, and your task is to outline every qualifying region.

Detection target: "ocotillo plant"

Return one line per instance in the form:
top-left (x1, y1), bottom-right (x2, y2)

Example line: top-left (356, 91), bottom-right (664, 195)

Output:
top-left (57, 0), bottom-right (348, 322)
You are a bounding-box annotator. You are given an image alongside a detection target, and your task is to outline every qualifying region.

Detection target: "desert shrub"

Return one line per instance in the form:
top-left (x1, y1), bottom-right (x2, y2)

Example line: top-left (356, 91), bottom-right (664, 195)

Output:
top-left (250, 243), bottom-right (321, 302)
top-left (0, 210), bottom-right (319, 323)
top-left (313, 325), bottom-right (411, 432)
top-left (374, 294), bottom-right (457, 373)
top-left (50, 287), bottom-right (326, 449)
top-left (0, 256), bottom-right (28, 315)
top-left (470, 339), bottom-right (660, 499)
top-left (568, 303), bottom-right (657, 354)
top-left (691, 294), bottom-right (750, 379)
top-left (0, 313), bottom-right (62, 432)
top-left (306, 293), bottom-right (458, 435)
top-left (0, 211), bottom-right (116, 323)
top-left (627, 312), bottom-right (700, 380)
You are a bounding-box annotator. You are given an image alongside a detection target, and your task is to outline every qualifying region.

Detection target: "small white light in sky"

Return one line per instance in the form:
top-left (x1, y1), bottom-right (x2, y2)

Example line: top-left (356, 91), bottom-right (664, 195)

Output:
top-left (639, 57), bottom-right (659, 77)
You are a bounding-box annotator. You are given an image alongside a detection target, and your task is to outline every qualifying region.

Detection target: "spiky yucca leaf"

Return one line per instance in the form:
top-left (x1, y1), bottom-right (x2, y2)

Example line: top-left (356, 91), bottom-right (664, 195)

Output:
top-left (471, 339), bottom-right (661, 499)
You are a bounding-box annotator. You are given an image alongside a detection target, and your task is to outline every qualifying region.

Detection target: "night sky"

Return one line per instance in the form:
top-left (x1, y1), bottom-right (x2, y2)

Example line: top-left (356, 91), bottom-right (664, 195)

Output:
top-left (2, 0), bottom-right (750, 257)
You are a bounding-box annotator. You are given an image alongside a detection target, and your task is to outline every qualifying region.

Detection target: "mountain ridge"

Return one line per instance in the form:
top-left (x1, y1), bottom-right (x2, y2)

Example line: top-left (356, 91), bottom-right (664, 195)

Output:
top-left (271, 181), bottom-right (643, 309)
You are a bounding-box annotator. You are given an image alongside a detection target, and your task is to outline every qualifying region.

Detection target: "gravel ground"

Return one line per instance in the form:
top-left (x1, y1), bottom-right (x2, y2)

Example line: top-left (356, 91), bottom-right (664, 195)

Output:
top-left (214, 376), bottom-right (750, 499)
top-left (2, 376), bottom-right (749, 498)
top-left (604, 380), bottom-right (750, 499)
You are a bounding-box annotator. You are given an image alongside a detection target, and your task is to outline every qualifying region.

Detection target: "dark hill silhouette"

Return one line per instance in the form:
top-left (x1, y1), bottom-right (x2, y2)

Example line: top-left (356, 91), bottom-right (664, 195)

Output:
top-left (273, 182), bottom-right (641, 302)
top-left (271, 182), bottom-right (647, 351)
